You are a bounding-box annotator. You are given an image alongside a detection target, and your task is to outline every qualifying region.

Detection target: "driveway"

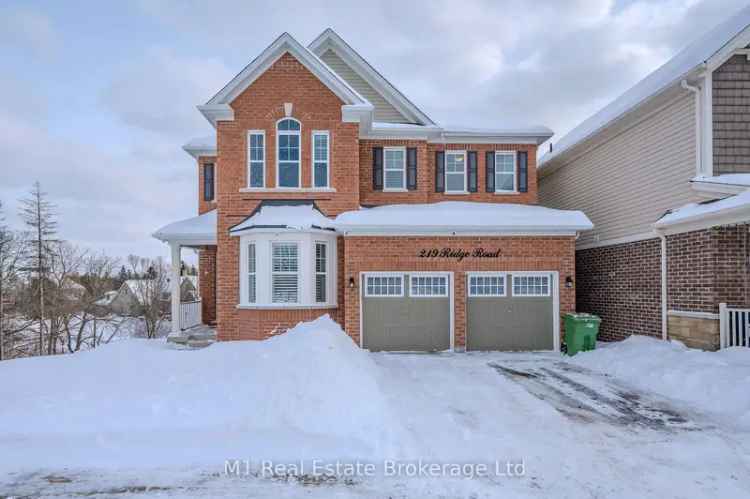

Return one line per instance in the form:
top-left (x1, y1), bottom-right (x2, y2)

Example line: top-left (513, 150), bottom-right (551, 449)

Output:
top-left (2, 351), bottom-right (749, 499)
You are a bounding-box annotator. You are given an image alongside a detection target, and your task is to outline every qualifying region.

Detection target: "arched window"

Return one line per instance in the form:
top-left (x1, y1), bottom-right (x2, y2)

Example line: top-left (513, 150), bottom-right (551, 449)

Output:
top-left (277, 118), bottom-right (301, 188)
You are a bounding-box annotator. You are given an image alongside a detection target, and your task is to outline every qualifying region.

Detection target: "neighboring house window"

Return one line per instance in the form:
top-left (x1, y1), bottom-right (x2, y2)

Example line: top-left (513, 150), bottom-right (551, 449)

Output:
top-left (383, 147), bottom-right (406, 190)
top-left (315, 242), bottom-right (327, 303)
top-left (365, 275), bottom-right (403, 297)
top-left (271, 242), bottom-right (299, 303)
top-left (247, 131), bottom-right (265, 188)
top-left (468, 275), bottom-right (505, 296)
top-left (203, 163), bottom-right (215, 201)
top-left (247, 243), bottom-right (256, 303)
top-left (445, 151), bottom-right (467, 193)
top-left (312, 131), bottom-right (329, 188)
top-left (512, 275), bottom-right (550, 297)
top-left (410, 275), bottom-right (448, 297)
top-left (495, 151), bottom-right (516, 192)
top-left (277, 118), bottom-right (301, 188)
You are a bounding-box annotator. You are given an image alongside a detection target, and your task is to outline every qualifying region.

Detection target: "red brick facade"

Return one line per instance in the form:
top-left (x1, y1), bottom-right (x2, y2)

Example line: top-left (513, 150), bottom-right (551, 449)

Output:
top-left (189, 51), bottom-right (574, 347)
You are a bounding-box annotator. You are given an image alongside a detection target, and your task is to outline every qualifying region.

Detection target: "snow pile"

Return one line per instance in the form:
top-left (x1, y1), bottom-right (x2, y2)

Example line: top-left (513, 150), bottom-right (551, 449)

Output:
top-left (571, 335), bottom-right (750, 428)
top-left (654, 189), bottom-right (750, 228)
top-left (0, 315), bottom-right (405, 470)
top-left (230, 203), bottom-right (335, 233)
top-left (335, 201), bottom-right (593, 233)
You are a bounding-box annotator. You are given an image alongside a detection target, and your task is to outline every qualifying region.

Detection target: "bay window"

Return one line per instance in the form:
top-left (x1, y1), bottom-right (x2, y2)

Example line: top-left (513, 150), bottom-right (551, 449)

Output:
top-left (277, 118), bottom-right (301, 188)
top-left (272, 242), bottom-right (299, 303)
top-left (315, 242), bottom-right (327, 303)
top-left (247, 243), bottom-right (256, 303)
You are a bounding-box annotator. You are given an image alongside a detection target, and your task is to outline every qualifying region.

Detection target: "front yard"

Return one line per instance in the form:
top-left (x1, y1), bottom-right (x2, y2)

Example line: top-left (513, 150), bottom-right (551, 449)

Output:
top-left (1, 316), bottom-right (749, 498)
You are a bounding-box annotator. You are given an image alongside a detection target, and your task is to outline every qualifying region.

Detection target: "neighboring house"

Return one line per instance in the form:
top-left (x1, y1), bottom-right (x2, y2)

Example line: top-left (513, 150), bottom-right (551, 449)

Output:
top-left (59, 278), bottom-right (87, 301)
top-left (154, 29), bottom-right (592, 352)
top-left (538, 7), bottom-right (750, 350)
top-left (106, 277), bottom-right (196, 316)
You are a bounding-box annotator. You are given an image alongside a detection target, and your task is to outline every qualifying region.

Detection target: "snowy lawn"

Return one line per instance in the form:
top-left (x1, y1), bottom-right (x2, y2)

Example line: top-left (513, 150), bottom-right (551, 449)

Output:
top-left (1, 316), bottom-right (749, 498)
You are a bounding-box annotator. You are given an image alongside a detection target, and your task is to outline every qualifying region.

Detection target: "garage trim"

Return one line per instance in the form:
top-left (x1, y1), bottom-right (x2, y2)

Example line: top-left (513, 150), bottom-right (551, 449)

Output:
top-left (359, 271), bottom-right (455, 351)
top-left (466, 270), bottom-right (560, 352)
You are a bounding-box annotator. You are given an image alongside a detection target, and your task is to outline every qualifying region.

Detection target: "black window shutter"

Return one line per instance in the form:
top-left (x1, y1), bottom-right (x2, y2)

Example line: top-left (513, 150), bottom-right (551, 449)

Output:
top-left (406, 147), bottom-right (418, 190)
top-left (435, 151), bottom-right (445, 192)
top-left (518, 151), bottom-right (528, 193)
top-left (467, 151), bottom-right (478, 192)
top-left (203, 163), bottom-right (215, 201)
top-left (485, 152), bottom-right (495, 192)
top-left (372, 147), bottom-right (383, 191)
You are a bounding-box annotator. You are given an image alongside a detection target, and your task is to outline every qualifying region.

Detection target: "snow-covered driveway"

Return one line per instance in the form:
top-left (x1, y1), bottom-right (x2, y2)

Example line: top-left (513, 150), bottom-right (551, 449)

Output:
top-left (1, 318), bottom-right (749, 498)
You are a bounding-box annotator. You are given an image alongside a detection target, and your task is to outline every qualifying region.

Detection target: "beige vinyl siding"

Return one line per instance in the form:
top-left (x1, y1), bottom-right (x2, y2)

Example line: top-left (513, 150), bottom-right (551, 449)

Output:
top-left (713, 53), bottom-right (750, 174)
top-left (539, 92), bottom-right (701, 247)
top-left (320, 49), bottom-right (411, 124)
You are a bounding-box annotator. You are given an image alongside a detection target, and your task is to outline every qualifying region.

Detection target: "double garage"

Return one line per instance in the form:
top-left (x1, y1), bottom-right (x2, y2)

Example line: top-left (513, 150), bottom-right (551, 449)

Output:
top-left (360, 271), bottom-right (560, 352)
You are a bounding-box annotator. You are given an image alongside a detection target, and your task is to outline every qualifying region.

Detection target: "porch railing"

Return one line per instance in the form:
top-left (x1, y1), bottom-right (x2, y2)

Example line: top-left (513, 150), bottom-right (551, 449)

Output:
top-left (719, 303), bottom-right (750, 348)
top-left (180, 299), bottom-right (202, 331)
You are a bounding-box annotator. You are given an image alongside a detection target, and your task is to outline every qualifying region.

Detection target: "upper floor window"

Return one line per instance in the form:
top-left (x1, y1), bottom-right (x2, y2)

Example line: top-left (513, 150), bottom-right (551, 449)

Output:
top-left (247, 131), bottom-right (265, 188)
top-left (445, 151), bottom-right (466, 193)
top-left (277, 118), bottom-right (301, 188)
top-left (312, 131), bottom-right (329, 188)
top-left (495, 151), bottom-right (516, 192)
top-left (384, 147), bottom-right (406, 191)
top-left (203, 163), bottom-right (215, 201)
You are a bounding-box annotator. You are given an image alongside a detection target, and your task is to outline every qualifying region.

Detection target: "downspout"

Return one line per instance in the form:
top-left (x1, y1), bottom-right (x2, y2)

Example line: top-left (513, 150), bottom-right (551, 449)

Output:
top-left (654, 228), bottom-right (668, 341)
top-left (681, 79), bottom-right (702, 177)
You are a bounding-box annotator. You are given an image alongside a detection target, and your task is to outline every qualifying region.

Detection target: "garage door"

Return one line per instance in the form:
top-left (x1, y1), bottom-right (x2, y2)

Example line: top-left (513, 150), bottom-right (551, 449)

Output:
top-left (466, 273), bottom-right (555, 351)
top-left (361, 273), bottom-right (451, 351)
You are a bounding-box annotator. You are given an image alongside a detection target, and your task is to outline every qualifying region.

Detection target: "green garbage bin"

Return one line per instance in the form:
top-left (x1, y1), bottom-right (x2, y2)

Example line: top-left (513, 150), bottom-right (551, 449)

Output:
top-left (563, 313), bottom-right (601, 356)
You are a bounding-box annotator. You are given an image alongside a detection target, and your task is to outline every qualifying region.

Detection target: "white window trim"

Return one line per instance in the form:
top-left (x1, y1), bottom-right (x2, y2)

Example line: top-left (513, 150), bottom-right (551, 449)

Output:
top-left (511, 272), bottom-right (551, 297)
top-left (247, 130), bottom-right (266, 188)
top-left (312, 130), bottom-right (330, 189)
top-left (494, 150), bottom-right (517, 194)
top-left (363, 273), bottom-right (405, 297)
top-left (466, 272), bottom-right (507, 297)
top-left (445, 150), bottom-right (467, 194)
top-left (409, 274), bottom-right (449, 298)
top-left (276, 118), bottom-right (302, 189)
top-left (271, 241), bottom-right (301, 304)
top-left (383, 146), bottom-right (406, 192)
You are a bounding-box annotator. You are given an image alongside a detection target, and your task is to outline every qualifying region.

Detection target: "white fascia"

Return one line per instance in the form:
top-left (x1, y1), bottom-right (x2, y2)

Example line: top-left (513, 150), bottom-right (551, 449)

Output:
top-left (653, 204), bottom-right (750, 235)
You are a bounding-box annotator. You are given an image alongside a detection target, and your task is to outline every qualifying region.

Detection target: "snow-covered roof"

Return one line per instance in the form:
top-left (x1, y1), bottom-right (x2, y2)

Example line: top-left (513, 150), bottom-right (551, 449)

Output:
top-left (183, 135), bottom-right (216, 158)
top-left (366, 122), bottom-right (554, 144)
top-left (539, 5), bottom-right (750, 169)
top-left (692, 174), bottom-right (750, 187)
top-left (334, 201), bottom-right (593, 235)
top-left (230, 202), bottom-right (335, 235)
top-left (152, 210), bottom-right (217, 245)
top-left (654, 189), bottom-right (750, 230)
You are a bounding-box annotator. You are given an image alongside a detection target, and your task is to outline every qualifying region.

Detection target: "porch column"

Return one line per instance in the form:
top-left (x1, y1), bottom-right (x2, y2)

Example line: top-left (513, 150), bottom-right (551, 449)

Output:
top-left (170, 242), bottom-right (181, 336)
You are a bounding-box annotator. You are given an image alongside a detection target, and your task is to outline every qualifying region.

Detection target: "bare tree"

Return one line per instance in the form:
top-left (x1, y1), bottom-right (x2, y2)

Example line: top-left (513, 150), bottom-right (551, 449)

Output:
top-left (19, 182), bottom-right (58, 356)
top-left (0, 201), bottom-right (23, 361)
top-left (127, 255), bottom-right (169, 339)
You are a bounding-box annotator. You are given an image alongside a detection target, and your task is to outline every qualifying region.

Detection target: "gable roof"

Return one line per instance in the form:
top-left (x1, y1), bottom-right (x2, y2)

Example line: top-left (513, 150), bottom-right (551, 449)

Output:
top-left (199, 32), bottom-right (371, 126)
top-left (308, 28), bottom-right (435, 126)
top-left (539, 5), bottom-right (750, 171)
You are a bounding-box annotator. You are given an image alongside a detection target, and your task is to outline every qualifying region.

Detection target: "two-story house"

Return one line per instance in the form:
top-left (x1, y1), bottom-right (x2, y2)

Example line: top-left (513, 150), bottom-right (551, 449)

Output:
top-left (154, 29), bottom-right (592, 352)
top-left (539, 6), bottom-right (750, 350)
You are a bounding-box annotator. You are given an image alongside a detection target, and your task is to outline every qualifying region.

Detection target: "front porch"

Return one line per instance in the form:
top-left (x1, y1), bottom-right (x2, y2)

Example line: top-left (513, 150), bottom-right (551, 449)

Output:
top-left (152, 210), bottom-right (218, 339)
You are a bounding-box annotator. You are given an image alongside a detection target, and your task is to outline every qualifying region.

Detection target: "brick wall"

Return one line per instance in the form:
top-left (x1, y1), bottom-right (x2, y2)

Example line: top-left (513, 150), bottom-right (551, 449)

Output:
top-left (343, 235), bottom-right (576, 348)
top-left (713, 53), bottom-right (750, 174)
top-left (576, 238), bottom-right (662, 341)
top-left (358, 140), bottom-right (538, 206)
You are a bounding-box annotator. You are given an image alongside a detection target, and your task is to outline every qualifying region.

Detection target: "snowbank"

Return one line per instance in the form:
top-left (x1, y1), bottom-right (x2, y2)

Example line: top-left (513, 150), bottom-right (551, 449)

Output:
top-left (571, 335), bottom-right (750, 429)
top-left (0, 316), bottom-right (405, 470)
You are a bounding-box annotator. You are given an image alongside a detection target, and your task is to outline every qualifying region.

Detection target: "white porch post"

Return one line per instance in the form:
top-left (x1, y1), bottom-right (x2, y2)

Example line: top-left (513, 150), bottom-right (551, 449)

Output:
top-left (170, 242), bottom-right (181, 336)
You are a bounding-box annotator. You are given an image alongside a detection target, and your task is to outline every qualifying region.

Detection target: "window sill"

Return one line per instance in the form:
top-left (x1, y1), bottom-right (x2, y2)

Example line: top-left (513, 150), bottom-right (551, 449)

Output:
top-left (494, 191), bottom-right (520, 195)
top-left (382, 188), bottom-right (408, 193)
top-left (236, 303), bottom-right (338, 310)
top-left (239, 187), bottom-right (336, 193)
top-left (444, 191), bottom-right (470, 195)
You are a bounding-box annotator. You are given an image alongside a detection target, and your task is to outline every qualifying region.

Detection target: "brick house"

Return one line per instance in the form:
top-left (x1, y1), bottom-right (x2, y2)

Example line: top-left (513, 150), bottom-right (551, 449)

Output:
top-left (538, 7), bottom-right (750, 350)
top-left (154, 29), bottom-right (592, 352)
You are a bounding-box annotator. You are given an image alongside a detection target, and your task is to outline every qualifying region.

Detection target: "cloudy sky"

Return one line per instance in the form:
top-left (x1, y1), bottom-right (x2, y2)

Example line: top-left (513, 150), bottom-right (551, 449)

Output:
top-left (1, 0), bottom-right (747, 262)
